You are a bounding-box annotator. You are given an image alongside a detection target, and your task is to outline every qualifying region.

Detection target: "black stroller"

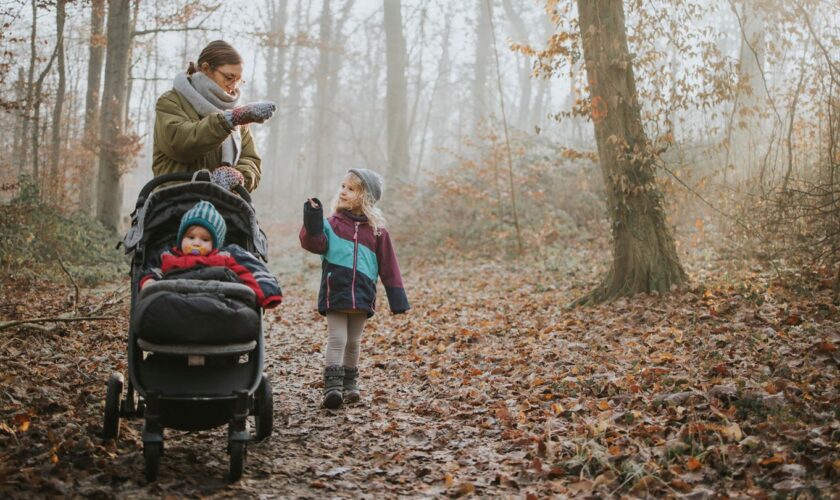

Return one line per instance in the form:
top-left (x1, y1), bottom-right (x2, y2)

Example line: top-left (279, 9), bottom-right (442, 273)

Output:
top-left (102, 171), bottom-right (274, 482)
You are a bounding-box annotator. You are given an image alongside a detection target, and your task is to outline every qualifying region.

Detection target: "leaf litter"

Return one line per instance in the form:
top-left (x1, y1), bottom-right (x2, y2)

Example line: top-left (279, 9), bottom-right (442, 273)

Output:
top-left (0, 243), bottom-right (838, 498)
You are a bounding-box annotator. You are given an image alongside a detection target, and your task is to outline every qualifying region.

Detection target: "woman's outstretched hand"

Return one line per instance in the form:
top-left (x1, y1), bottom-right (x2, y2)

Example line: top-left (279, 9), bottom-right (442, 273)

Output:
top-left (307, 198), bottom-right (320, 209)
top-left (224, 101), bottom-right (276, 126)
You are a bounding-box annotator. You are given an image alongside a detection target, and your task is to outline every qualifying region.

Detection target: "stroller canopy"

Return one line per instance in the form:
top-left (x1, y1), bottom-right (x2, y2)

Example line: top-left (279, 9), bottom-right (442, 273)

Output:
top-left (123, 174), bottom-right (269, 261)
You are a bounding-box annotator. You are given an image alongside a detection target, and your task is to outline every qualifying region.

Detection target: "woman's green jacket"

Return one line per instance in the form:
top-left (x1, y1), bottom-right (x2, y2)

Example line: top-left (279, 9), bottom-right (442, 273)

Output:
top-left (152, 89), bottom-right (261, 191)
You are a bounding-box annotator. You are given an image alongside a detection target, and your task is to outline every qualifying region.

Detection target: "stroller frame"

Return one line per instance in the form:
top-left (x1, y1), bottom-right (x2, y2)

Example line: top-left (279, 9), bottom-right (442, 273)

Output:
top-left (102, 172), bottom-right (274, 482)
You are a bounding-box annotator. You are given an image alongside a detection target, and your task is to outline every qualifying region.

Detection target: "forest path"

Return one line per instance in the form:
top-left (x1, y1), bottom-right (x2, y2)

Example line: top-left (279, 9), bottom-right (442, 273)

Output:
top-left (1, 249), bottom-right (839, 497)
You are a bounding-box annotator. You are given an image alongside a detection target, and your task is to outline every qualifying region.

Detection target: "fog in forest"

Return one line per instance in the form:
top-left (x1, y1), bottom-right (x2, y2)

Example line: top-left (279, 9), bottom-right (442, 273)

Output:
top-left (1, 0), bottom-right (838, 273)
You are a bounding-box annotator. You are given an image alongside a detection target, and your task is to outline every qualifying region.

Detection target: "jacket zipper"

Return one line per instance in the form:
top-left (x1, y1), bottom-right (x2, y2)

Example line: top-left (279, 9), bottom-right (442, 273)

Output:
top-left (351, 221), bottom-right (360, 309)
top-left (326, 272), bottom-right (332, 309)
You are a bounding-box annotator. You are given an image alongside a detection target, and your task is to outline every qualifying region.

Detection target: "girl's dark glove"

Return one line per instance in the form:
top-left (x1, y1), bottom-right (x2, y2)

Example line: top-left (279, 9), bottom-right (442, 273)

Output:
top-left (303, 197), bottom-right (324, 234)
top-left (223, 101), bottom-right (276, 127)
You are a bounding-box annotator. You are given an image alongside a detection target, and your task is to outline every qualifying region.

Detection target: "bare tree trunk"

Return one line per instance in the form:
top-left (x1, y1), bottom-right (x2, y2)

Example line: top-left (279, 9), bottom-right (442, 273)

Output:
top-left (20, 0), bottom-right (38, 171)
top-left (487, 0), bottom-right (523, 255)
top-left (415, 12), bottom-right (452, 180)
top-left (531, 77), bottom-right (549, 125)
top-left (472, 0), bottom-right (492, 128)
top-left (405, 7), bottom-right (426, 149)
top-left (96, 0), bottom-right (133, 231)
top-left (81, 0), bottom-right (106, 215)
top-left (282, 0), bottom-right (306, 201)
top-left (501, 0), bottom-right (531, 130)
top-left (782, 67), bottom-right (807, 193)
top-left (575, 0), bottom-right (686, 304)
top-left (384, 0), bottom-right (409, 181)
top-left (12, 67), bottom-right (26, 174)
top-left (31, 11), bottom-right (62, 191)
top-left (530, 17), bottom-right (555, 127)
top-left (310, 0), bottom-right (332, 194)
top-left (265, 0), bottom-right (288, 206)
top-left (325, 2), bottom-right (354, 183)
top-left (123, 0), bottom-right (141, 126)
top-left (727, 0), bottom-right (768, 179)
top-left (362, 21), bottom-right (384, 167)
top-left (50, 0), bottom-right (67, 198)
top-left (430, 11), bottom-right (453, 172)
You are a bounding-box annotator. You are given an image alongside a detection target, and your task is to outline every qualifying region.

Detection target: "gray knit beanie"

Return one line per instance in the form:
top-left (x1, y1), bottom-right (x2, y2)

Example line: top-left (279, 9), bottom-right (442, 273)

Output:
top-left (348, 168), bottom-right (383, 202)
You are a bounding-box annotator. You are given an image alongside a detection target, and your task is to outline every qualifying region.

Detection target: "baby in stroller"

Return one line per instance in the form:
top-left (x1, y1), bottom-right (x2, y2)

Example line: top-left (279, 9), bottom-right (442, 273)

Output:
top-left (103, 173), bottom-right (279, 482)
top-left (140, 199), bottom-right (282, 309)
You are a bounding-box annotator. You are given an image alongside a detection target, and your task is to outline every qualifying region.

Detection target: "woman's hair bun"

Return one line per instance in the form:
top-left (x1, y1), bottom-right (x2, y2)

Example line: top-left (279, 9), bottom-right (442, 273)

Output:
top-left (187, 61), bottom-right (197, 75)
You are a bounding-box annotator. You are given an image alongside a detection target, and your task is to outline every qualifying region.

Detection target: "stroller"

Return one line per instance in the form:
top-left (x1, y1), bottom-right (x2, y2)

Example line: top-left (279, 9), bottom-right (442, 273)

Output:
top-left (101, 171), bottom-right (274, 482)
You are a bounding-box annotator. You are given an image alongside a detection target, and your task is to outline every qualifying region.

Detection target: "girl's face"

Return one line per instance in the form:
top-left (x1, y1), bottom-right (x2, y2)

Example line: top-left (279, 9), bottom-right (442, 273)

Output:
top-left (201, 62), bottom-right (244, 96)
top-left (337, 174), bottom-right (364, 213)
top-left (181, 225), bottom-right (214, 256)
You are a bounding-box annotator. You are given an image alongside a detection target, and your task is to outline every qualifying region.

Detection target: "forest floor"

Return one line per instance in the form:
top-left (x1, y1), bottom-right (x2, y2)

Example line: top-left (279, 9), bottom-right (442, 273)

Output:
top-left (1, 234), bottom-right (839, 498)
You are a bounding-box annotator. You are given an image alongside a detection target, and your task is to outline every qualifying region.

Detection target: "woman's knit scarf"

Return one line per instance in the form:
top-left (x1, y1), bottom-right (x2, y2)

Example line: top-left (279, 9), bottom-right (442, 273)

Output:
top-left (173, 71), bottom-right (242, 166)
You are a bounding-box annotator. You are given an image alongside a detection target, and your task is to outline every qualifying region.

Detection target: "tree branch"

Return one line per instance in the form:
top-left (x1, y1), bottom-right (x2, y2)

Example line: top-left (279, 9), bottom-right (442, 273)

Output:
top-left (794, 1), bottom-right (840, 87)
top-left (0, 316), bottom-right (117, 332)
top-left (132, 26), bottom-right (208, 37)
top-left (55, 254), bottom-right (79, 312)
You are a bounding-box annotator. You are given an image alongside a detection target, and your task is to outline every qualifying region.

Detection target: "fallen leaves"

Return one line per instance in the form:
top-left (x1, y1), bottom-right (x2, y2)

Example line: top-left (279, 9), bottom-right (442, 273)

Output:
top-left (1, 242), bottom-right (839, 497)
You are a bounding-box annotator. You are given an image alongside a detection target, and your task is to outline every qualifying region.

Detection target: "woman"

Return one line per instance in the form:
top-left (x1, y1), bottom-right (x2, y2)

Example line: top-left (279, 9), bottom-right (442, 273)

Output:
top-left (153, 40), bottom-right (275, 192)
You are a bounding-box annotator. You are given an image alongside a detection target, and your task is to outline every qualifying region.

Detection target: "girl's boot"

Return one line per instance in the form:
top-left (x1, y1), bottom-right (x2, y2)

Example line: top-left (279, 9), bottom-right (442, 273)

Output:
top-left (323, 365), bottom-right (344, 409)
top-left (343, 366), bottom-right (360, 403)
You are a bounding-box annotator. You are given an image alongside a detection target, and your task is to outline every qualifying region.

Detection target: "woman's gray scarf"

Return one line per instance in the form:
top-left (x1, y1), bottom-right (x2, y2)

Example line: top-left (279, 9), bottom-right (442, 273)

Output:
top-left (173, 71), bottom-right (242, 166)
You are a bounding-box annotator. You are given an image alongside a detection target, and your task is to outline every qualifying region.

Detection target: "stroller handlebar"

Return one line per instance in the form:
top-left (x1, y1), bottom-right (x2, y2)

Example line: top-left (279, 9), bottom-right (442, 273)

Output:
top-left (137, 172), bottom-right (253, 207)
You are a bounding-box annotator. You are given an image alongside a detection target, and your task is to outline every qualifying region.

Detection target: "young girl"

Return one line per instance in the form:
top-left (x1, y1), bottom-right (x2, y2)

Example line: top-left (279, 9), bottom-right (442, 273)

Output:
top-left (300, 168), bottom-right (409, 409)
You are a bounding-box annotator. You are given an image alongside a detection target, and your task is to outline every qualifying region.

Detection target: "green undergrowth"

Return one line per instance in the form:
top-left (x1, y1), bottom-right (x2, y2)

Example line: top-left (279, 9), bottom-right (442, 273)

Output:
top-left (0, 189), bottom-right (128, 287)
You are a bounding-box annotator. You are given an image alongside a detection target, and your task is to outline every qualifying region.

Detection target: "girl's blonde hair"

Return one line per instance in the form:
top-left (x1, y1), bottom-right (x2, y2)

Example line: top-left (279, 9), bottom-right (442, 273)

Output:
top-left (330, 172), bottom-right (387, 235)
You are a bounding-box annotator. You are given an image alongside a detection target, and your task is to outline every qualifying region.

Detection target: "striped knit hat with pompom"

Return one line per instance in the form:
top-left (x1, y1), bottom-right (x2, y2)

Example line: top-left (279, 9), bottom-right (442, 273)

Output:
top-left (177, 200), bottom-right (227, 248)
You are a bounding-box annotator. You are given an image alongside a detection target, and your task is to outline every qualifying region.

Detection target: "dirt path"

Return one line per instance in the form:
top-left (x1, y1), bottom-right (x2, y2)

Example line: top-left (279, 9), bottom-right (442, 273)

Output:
top-left (1, 256), bottom-right (839, 498)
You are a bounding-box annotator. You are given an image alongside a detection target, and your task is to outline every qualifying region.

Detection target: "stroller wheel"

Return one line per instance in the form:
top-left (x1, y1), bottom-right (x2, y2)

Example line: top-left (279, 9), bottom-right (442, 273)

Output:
top-left (143, 442), bottom-right (162, 482)
top-left (253, 373), bottom-right (273, 442)
top-left (103, 373), bottom-right (124, 440)
top-left (228, 441), bottom-right (246, 482)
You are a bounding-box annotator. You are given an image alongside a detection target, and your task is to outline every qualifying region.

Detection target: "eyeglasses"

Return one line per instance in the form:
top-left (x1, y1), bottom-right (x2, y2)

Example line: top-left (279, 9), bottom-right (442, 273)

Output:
top-left (214, 68), bottom-right (246, 88)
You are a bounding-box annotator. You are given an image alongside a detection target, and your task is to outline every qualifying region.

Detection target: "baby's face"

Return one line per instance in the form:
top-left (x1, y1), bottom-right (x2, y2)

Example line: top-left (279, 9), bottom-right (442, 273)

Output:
top-left (181, 225), bottom-right (214, 256)
top-left (337, 173), bottom-right (363, 212)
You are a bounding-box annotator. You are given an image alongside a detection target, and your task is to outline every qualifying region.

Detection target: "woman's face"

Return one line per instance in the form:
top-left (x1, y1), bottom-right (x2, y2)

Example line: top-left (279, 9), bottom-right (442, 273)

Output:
top-left (201, 62), bottom-right (244, 95)
top-left (337, 174), bottom-right (364, 213)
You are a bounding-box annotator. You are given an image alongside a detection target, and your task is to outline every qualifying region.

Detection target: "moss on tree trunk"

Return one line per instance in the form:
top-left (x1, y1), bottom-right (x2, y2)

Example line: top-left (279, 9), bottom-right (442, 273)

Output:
top-left (575, 0), bottom-right (686, 305)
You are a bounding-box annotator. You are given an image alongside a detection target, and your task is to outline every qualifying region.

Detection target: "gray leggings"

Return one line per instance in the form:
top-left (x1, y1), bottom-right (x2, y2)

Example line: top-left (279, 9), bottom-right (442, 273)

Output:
top-left (325, 312), bottom-right (367, 368)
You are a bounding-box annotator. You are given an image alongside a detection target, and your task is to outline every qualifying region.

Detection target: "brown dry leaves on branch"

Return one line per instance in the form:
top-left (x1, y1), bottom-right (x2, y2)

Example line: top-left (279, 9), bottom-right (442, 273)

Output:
top-left (1, 242), bottom-right (839, 497)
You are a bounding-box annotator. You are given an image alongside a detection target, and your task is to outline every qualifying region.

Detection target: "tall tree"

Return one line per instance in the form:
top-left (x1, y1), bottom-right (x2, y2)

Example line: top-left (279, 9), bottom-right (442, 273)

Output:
top-left (12, 67), bottom-right (26, 175)
top-left (81, 0), bottom-right (106, 215)
top-left (575, 0), bottom-right (685, 303)
top-left (501, 0), bottom-right (532, 130)
top-left (19, 0), bottom-right (38, 171)
top-left (96, 0), bottom-right (133, 230)
top-left (30, 2), bottom-right (62, 188)
top-left (472, 0), bottom-right (492, 127)
top-left (280, 0), bottom-right (307, 201)
top-left (384, 0), bottom-right (409, 180)
top-left (726, 0), bottom-right (769, 179)
top-left (310, 0), bottom-right (332, 194)
top-left (49, 0), bottom-right (67, 193)
top-left (325, 2), bottom-right (355, 182)
top-left (263, 0), bottom-right (289, 203)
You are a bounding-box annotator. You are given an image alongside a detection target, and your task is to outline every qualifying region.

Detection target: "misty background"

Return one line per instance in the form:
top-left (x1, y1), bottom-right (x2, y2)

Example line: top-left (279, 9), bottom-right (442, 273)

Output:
top-left (0, 0), bottom-right (837, 270)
